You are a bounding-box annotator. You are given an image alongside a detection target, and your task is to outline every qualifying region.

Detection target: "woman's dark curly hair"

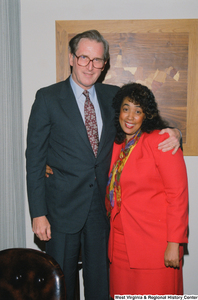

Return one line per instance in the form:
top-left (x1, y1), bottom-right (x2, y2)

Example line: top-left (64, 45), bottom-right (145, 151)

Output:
top-left (113, 82), bottom-right (169, 144)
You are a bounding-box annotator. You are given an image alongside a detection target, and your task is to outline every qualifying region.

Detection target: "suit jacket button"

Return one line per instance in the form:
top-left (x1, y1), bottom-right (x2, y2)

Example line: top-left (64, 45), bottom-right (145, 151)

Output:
top-left (89, 184), bottom-right (93, 188)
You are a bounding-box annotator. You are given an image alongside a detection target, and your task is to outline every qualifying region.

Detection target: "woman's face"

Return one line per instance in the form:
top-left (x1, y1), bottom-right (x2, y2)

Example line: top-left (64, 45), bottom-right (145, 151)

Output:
top-left (119, 97), bottom-right (145, 142)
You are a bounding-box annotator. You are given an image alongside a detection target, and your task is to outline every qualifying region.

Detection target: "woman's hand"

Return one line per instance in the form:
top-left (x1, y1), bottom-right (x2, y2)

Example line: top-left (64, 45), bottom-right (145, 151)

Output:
top-left (164, 242), bottom-right (179, 268)
top-left (45, 165), bottom-right (53, 177)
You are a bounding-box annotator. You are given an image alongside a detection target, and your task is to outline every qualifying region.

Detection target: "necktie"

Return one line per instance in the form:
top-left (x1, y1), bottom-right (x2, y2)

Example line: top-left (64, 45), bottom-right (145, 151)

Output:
top-left (83, 90), bottom-right (99, 157)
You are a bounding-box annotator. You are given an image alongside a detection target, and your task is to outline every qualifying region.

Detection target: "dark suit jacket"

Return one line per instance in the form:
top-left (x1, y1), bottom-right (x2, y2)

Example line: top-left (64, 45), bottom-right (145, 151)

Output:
top-left (26, 77), bottom-right (119, 234)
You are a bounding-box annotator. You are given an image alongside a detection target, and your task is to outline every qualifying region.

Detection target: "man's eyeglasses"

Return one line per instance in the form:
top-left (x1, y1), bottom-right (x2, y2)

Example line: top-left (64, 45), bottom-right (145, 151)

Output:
top-left (74, 54), bottom-right (105, 69)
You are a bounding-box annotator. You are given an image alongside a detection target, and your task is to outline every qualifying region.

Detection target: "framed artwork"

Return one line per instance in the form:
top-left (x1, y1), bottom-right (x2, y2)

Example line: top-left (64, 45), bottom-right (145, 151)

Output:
top-left (56, 19), bottom-right (198, 155)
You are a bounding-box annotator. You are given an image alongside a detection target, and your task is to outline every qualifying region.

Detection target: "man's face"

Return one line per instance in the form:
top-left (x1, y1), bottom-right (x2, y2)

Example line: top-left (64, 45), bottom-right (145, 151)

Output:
top-left (69, 38), bottom-right (106, 90)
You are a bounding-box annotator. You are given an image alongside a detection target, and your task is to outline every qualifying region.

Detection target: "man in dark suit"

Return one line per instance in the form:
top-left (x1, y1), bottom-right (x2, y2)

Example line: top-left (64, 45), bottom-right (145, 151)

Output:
top-left (26, 30), bottom-right (180, 300)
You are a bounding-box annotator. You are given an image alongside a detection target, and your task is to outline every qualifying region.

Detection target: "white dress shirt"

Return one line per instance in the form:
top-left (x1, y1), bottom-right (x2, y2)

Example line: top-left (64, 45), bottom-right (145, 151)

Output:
top-left (69, 75), bottom-right (103, 139)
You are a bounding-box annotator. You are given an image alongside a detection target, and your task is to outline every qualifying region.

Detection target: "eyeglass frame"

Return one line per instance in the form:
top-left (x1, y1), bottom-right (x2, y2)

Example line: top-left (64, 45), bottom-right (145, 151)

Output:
top-left (73, 53), bottom-right (105, 69)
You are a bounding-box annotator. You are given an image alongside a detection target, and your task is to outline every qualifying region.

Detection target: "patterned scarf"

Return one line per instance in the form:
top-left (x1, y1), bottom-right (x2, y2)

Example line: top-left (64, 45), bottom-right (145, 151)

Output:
top-left (105, 128), bottom-right (142, 218)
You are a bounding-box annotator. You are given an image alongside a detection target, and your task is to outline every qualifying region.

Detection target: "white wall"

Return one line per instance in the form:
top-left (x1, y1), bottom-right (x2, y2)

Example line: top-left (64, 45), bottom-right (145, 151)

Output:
top-left (20, 0), bottom-right (198, 295)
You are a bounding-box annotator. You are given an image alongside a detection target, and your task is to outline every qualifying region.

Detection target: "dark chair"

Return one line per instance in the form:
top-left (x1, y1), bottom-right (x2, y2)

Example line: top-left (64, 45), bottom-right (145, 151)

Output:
top-left (0, 248), bottom-right (66, 300)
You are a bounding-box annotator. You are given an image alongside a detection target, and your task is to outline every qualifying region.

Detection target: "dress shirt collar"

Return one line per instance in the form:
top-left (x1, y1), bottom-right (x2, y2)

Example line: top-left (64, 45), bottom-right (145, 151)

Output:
top-left (69, 75), bottom-right (95, 101)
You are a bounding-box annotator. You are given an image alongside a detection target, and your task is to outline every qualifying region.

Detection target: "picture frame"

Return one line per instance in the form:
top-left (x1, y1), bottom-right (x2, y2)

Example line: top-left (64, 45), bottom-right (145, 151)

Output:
top-left (56, 19), bottom-right (198, 155)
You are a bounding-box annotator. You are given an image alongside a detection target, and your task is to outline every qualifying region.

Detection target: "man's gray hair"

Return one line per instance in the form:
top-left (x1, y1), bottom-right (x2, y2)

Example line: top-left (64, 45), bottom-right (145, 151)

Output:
top-left (69, 29), bottom-right (110, 62)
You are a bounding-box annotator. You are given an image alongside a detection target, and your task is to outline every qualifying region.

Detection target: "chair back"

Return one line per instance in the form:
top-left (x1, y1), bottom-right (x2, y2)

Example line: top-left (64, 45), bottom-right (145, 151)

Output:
top-left (0, 248), bottom-right (66, 300)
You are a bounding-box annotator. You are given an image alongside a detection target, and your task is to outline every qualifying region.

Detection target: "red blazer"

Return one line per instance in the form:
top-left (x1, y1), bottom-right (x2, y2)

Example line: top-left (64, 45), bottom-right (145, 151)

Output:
top-left (108, 131), bottom-right (188, 269)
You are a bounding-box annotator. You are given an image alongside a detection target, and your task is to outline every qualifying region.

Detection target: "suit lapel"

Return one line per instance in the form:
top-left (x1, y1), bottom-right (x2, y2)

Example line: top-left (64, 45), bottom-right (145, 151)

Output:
top-left (59, 79), bottom-right (114, 157)
top-left (59, 78), bottom-right (93, 152)
top-left (95, 86), bottom-right (113, 156)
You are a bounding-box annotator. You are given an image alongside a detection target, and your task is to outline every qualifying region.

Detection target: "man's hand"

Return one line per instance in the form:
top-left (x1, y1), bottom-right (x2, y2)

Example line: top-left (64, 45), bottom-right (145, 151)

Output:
top-left (32, 216), bottom-right (51, 241)
top-left (45, 165), bottom-right (53, 178)
top-left (164, 242), bottom-right (179, 268)
top-left (158, 128), bottom-right (181, 154)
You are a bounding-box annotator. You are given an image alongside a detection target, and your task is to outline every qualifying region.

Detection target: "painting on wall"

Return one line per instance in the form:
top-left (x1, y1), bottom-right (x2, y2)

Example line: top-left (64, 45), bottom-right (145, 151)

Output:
top-left (56, 19), bottom-right (198, 155)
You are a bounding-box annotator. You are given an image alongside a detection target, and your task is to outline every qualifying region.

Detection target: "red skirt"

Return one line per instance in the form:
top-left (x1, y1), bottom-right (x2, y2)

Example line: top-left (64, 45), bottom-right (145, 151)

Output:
top-left (110, 214), bottom-right (183, 297)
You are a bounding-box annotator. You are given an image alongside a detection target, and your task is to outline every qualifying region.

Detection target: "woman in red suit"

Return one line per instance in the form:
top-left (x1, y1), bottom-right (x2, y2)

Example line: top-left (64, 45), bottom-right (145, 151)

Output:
top-left (105, 83), bottom-right (188, 296)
